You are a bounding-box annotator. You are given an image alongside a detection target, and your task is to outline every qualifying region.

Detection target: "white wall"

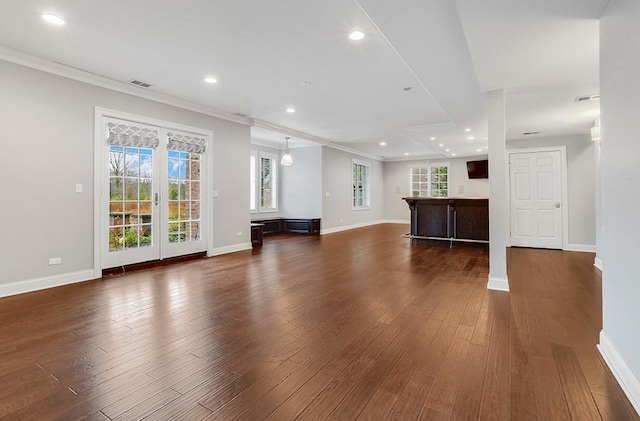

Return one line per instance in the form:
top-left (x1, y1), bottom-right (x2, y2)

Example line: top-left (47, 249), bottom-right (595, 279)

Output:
top-left (280, 146), bottom-right (322, 219)
top-left (599, 0), bottom-right (640, 412)
top-left (383, 156), bottom-right (489, 221)
top-left (0, 59), bottom-right (250, 291)
top-left (321, 147), bottom-right (384, 233)
top-left (507, 134), bottom-right (596, 249)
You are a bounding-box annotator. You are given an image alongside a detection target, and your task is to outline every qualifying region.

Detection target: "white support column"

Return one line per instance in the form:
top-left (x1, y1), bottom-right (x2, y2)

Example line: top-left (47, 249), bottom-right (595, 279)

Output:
top-left (487, 89), bottom-right (509, 291)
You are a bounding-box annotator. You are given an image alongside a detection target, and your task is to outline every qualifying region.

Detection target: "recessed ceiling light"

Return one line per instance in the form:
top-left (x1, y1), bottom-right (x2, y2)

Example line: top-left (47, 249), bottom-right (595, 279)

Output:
top-left (204, 77), bottom-right (217, 84)
top-left (379, 142), bottom-right (387, 146)
top-left (445, 149), bottom-right (450, 152)
top-left (438, 143), bottom-right (444, 147)
top-left (300, 80), bottom-right (312, 86)
top-left (349, 30), bottom-right (365, 41)
top-left (465, 128), bottom-right (471, 132)
top-left (42, 14), bottom-right (65, 25)
top-left (452, 153), bottom-right (456, 156)
top-left (286, 108), bottom-right (296, 113)
top-left (404, 152), bottom-right (410, 156)
top-left (476, 148), bottom-right (482, 152)
top-left (430, 137), bottom-right (436, 141)
top-left (467, 136), bottom-right (475, 140)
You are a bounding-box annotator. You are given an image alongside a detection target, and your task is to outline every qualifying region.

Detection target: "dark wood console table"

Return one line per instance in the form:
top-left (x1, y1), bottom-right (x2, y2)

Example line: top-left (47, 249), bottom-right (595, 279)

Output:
top-left (251, 223), bottom-right (264, 247)
top-left (402, 197), bottom-right (488, 246)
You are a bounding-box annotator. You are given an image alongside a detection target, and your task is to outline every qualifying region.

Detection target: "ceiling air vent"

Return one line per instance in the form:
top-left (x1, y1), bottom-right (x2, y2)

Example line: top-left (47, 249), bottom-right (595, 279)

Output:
top-left (523, 131), bottom-right (540, 135)
top-left (128, 79), bottom-right (153, 88)
top-left (575, 93), bottom-right (600, 102)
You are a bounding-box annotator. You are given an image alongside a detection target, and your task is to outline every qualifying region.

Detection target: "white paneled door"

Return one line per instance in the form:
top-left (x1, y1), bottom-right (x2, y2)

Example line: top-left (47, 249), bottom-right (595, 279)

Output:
top-left (509, 150), bottom-right (563, 249)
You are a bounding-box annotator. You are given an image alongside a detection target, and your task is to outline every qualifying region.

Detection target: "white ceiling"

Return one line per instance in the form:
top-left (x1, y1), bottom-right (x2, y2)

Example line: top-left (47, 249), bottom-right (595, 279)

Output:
top-left (0, 0), bottom-right (606, 160)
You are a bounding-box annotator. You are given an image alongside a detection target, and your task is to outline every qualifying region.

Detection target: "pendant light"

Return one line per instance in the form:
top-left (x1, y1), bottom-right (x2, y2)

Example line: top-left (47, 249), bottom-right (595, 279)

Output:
top-left (281, 137), bottom-right (294, 165)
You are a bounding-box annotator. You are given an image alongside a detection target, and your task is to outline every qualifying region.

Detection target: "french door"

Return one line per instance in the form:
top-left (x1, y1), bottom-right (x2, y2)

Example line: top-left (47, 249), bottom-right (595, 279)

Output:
top-left (100, 116), bottom-right (208, 269)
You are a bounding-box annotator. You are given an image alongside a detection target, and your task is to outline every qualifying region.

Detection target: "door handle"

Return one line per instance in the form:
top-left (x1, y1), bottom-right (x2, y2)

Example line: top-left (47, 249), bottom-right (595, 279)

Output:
top-left (155, 193), bottom-right (159, 206)
top-left (555, 202), bottom-right (561, 208)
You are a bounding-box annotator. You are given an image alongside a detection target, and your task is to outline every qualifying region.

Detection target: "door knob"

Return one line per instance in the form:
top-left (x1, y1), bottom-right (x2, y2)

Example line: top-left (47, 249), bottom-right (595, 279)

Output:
top-left (555, 202), bottom-right (561, 208)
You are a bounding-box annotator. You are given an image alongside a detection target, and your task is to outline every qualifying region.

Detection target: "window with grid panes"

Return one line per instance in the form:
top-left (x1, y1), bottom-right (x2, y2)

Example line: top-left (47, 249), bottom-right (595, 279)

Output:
top-left (108, 145), bottom-right (154, 251)
top-left (260, 156), bottom-right (276, 210)
top-left (430, 165), bottom-right (449, 197)
top-left (167, 150), bottom-right (201, 243)
top-left (352, 160), bottom-right (370, 208)
top-left (410, 167), bottom-right (429, 197)
top-left (249, 150), bottom-right (278, 213)
top-left (409, 163), bottom-right (449, 197)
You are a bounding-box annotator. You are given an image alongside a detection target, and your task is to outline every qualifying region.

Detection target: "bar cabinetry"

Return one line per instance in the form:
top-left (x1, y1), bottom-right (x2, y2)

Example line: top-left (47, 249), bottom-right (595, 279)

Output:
top-left (402, 197), bottom-right (488, 244)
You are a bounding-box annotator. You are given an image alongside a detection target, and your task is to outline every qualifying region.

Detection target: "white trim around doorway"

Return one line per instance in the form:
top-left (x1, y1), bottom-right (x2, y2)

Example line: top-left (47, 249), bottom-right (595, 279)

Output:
top-left (507, 146), bottom-right (568, 250)
top-left (93, 107), bottom-right (214, 277)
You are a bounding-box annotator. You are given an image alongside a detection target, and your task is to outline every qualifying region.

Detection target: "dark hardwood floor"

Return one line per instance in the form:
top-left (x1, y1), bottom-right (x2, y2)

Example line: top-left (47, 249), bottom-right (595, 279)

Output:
top-left (0, 224), bottom-right (637, 420)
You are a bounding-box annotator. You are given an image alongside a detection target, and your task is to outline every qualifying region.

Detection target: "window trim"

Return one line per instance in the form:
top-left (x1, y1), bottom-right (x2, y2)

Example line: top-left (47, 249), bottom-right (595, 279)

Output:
top-left (250, 149), bottom-right (279, 214)
top-left (352, 159), bottom-right (371, 210)
top-left (408, 162), bottom-right (450, 198)
top-left (250, 151), bottom-right (257, 213)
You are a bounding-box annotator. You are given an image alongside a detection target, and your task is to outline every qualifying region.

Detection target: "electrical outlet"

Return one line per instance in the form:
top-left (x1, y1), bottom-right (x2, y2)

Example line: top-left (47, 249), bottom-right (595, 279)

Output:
top-left (237, 231), bottom-right (242, 237)
top-left (49, 257), bottom-right (61, 265)
top-left (75, 183), bottom-right (83, 193)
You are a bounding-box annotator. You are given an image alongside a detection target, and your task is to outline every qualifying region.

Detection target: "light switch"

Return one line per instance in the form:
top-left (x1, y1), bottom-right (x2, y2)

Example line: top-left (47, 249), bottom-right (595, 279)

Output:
top-left (212, 190), bottom-right (219, 198)
top-left (75, 184), bottom-right (83, 193)
top-left (325, 192), bottom-right (331, 198)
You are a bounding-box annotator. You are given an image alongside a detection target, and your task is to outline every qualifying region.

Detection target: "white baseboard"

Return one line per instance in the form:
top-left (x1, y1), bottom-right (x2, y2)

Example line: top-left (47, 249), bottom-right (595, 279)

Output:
top-left (598, 331), bottom-right (640, 416)
top-left (209, 242), bottom-right (252, 256)
top-left (566, 243), bottom-right (596, 253)
top-left (594, 256), bottom-right (603, 271)
top-left (0, 270), bottom-right (95, 298)
top-left (381, 219), bottom-right (410, 224)
top-left (1, 242), bottom-right (253, 298)
top-left (320, 220), bottom-right (386, 235)
top-left (487, 274), bottom-right (510, 291)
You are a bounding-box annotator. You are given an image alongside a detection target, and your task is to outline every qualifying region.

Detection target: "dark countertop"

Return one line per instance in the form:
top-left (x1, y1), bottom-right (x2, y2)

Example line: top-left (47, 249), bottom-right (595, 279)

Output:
top-left (402, 197), bottom-right (488, 201)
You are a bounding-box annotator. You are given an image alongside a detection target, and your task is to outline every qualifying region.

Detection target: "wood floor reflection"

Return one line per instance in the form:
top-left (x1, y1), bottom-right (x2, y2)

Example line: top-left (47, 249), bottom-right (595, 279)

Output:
top-left (0, 224), bottom-right (637, 420)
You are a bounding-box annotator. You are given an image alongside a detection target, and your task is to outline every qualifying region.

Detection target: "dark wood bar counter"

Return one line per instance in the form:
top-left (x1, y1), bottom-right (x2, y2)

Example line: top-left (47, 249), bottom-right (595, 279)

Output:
top-left (402, 197), bottom-right (489, 245)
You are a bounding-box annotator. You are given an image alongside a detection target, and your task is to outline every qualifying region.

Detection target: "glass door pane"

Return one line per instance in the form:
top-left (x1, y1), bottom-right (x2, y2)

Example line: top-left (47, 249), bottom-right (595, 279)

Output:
top-left (162, 149), bottom-right (205, 258)
top-left (102, 123), bottom-right (160, 269)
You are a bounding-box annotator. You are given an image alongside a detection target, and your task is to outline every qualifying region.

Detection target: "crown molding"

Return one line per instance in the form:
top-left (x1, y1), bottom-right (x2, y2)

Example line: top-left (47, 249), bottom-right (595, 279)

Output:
top-left (0, 46), bottom-right (252, 126)
top-left (253, 120), bottom-right (383, 161)
top-left (382, 153), bottom-right (448, 162)
top-left (249, 138), bottom-right (283, 150)
top-left (404, 121), bottom-right (456, 133)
